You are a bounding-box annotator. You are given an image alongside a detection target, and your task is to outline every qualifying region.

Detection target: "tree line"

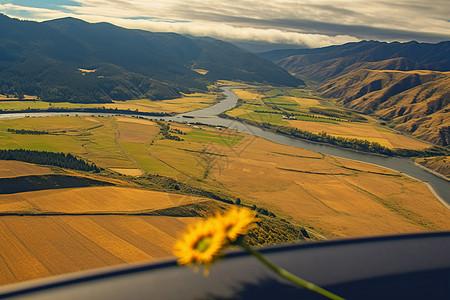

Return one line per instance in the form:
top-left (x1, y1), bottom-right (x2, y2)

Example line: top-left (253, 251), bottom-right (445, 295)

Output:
top-left (7, 128), bottom-right (52, 135)
top-left (0, 106), bottom-right (172, 117)
top-left (0, 149), bottom-right (102, 172)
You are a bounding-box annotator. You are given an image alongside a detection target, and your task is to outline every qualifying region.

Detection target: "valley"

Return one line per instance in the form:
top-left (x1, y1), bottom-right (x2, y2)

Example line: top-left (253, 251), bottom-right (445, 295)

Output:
top-left (262, 41), bottom-right (450, 148)
top-left (0, 13), bottom-right (449, 292)
top-left (1, 93), bottom-right (449, 284)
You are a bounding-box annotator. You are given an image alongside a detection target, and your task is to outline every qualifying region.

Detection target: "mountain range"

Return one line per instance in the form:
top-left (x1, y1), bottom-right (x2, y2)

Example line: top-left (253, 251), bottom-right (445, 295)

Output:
top-left (260, 40), bottom-right (450, 82)
top-left (1, 14), bottom-right (448, 146)
top-left (261, 41), bottom-right (450, 146)
top-left (0, 14), bottom-right (302, 103)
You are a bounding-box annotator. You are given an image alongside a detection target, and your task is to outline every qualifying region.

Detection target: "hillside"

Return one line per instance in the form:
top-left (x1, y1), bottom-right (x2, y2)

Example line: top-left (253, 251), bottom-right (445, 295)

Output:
top-left (318, 70), bottom-right (450, 146)
top-left (260, 40), bottom-right (450, 146)
top-left (260, 40), bottom-right (450, 82)
top-left (0, 14), bottom-right (302, 103)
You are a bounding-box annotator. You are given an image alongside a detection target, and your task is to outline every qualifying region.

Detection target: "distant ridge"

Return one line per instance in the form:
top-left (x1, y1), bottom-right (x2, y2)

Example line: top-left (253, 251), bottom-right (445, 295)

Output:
top-left (0, 14), bottom-right (302, 103)
top-left (260, 40), bottom-right (450, 82)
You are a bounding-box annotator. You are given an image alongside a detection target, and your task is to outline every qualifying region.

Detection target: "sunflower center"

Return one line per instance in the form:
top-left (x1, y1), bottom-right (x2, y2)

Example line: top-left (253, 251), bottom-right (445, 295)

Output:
top-left (225, 224), bottom-right (233, 232)
top-left (195, 235), bottom-right (212, 253)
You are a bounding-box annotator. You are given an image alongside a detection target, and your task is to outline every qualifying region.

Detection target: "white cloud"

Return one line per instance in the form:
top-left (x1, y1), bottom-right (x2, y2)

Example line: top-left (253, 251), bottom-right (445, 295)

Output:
top-left (2, 0), bottom-right (449, 47)
top-left (0, 3), bottom-right (71, 19)
top-left (101, 17), bottom-right (360, 48)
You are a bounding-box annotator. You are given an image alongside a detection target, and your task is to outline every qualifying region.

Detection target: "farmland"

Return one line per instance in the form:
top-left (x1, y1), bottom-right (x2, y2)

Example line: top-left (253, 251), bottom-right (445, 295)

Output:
top-left (0, 214), bottom-right (200, 285)
top-left (0, 92), bottom-right (218, 114)
top-left (0, 186), bottom-right (207, 214)
top-left (0, 165), bottom-right (303, 285)
top-left (205, 137), bottom-right (450, 237)
top-left (0, 116), bottom-right (245, 180)
top-left (0, 114), bottom-right (449, 285)
top-left (0, 115), bottom-right (448, 237)
top-left (0, 161), bottom-right (52, 178)
top-left (225, 88), bottom-right (431, 150)
top-left (0, 168), bottom-right (212, 285)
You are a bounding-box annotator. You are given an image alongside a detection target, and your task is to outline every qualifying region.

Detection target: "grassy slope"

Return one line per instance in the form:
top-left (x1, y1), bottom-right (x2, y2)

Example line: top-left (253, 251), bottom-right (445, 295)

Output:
top-left (415, 156), bottom-right (450, 177)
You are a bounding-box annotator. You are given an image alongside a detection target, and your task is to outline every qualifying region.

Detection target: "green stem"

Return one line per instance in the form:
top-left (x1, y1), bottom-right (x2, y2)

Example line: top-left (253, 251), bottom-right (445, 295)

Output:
top-left (239, 241), bottom-right (346, 300)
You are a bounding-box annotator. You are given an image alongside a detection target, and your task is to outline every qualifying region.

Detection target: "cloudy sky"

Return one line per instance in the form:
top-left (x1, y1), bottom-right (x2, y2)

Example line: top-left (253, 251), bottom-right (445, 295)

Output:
top-left (1, 0), bottom-right (449, 49)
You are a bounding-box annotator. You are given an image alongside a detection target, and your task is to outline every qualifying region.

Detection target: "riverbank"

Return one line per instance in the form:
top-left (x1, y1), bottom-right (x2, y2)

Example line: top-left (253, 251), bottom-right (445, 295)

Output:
top-left (414, 161), bottom-right (449, 181)
top-left (0, 86), bottom-right (449, 203)
top-left (218, 113), bottom-right (449, 158)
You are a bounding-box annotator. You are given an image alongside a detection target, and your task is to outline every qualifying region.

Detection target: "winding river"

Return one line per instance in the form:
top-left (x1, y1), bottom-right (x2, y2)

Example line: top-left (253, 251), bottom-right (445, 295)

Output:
top-left (0, 86), bottom-right (449, 204)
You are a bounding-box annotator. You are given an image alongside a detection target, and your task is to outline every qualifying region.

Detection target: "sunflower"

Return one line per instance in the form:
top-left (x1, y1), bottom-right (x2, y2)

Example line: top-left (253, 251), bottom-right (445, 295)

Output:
top-left (217, 207), bottom-right (258, 242)
top-left (174, 218), bottom-right (226, 273)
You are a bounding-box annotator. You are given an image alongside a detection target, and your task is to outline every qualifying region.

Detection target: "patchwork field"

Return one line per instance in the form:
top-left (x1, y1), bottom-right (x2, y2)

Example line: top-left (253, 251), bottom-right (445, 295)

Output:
top-left (227, 88), bottom-right (430, 150)
top-left (0, 116), bottom-right (245, 181)
top-left (0, 116), bottom-right (447, 237)
top-left (0, 113), bottom-right (449, 286)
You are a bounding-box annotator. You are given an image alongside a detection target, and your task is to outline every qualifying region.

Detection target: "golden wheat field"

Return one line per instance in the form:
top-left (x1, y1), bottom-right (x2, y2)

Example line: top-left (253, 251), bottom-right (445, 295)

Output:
top-left (0, 186), bottom-right (207, 214)
top-left (0, 161), bottom-right (53, 178)
top-left (109, 168), bottom-right (144, 176)
top-left (0, 158), bottom-right (212, 286)
top-left (206, 136), bottom-right (450, 237)
top-left (0, 176), bottom-right (209, 285)
top-left (0, 215), bottom-right (199, 285)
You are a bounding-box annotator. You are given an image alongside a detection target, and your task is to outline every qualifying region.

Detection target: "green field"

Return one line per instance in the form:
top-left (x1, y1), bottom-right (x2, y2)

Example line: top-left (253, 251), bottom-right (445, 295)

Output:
top-left (227, 88), bottom-right (347, 125)
top-left (185, 129), bottom-right (244, 146)
top-left (224, 87), bottom-right (430, 150)
top-left (0, 116), bottom-right (246, 183)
